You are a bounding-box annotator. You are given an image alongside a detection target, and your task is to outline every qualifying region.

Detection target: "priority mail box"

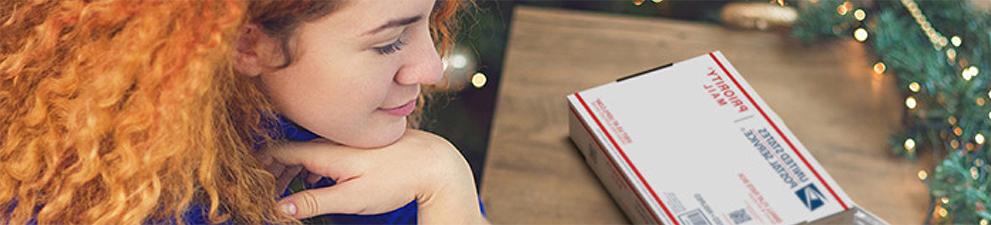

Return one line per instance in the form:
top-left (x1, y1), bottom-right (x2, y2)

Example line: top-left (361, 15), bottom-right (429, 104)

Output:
top-left (567, 52), bottom-right (888, 225)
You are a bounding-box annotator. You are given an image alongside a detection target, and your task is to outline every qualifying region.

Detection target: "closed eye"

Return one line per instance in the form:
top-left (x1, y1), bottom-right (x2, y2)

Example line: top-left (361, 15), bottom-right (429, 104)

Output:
top-left (373, 28), bottom-right (409, 55)
top-left (374, 38), bottom-right (406, 55)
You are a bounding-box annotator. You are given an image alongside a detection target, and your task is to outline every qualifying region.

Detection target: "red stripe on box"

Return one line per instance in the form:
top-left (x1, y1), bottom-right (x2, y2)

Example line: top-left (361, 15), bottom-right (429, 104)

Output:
top-left (574, 93), bottom-right (681, 225)
top-left (568, 105), bottom-right (664, 225)
top-left (708, 52), bottom-right (849, 210)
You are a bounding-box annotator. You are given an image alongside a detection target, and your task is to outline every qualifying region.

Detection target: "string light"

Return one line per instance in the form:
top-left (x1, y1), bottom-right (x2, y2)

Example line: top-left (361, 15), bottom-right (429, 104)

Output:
top-left (951, 35), bottom-right (962, 47)
top-left (854, 9), bottom-right (866, 21)
top-left (909, 82), bottom-right (921, 93)
top-left (905, 96), bottom-right (918, 109)
top-left (471, 72), bottom-right (487, 88)
top-left (836, 2), bottom-right (851, 15)
top-left (963, 66), bottom-right (980, 80)
top-left (815, 3), bottom-right (988, 222)
top-left (634, 0), bottom-right (663, 5)
top-left (450, 54), bottom-right (468, 69)
top-left (904, 138), bottom-right (916, 152)
top-left (873, 62), bottom-right (886, 74)
top-left (900, 0), bottom-right (948, 49)
top-left (949, 116), bottom-right (957, 125)
top-left (853, 28), bottom-right (869, 42)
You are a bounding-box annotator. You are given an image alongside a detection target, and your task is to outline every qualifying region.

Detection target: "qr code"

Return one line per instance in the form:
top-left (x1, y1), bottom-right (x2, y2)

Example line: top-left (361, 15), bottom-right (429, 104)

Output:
top-left (679, 209), bottom-right (711, 225)
top-left (729, 208), bottom-right (752, 224)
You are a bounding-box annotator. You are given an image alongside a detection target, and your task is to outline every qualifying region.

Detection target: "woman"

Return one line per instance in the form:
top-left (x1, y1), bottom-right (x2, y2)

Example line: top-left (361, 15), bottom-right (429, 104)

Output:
top-left (0, 0), bottom-right (486, 224)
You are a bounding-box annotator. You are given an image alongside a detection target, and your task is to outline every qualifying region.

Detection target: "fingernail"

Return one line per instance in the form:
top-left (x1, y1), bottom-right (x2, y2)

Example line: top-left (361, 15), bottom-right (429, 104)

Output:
top-left (280, 202), bottom-right (297, 216)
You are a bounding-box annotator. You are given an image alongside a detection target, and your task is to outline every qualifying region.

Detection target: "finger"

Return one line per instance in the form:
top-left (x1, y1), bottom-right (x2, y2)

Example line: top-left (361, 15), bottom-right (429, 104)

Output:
top-left (298, 170), bottom-right (317, 184)
top-left (265, 160), bottom-right (286, 179)
top-left (306, 173), bottom-right (322, 184)
top-left (266, 142), bottom-right (364, 178)
top-left (282, 165), bottom-right (304, 181)
top-left (278, 182), bottom-right (378, 219)
top-left (275, 165), bottom-right (304, 193)
top-left (256, 153), bottom-right (274, 166)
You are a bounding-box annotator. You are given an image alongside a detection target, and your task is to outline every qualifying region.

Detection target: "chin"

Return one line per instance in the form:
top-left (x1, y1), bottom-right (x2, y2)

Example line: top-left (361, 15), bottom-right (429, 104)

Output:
top-left (332, 118), bottom-right (408, 149)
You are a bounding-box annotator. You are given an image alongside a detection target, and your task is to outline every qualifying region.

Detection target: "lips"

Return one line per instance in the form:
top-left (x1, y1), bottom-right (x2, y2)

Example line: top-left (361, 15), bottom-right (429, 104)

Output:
top-left (379, 99), bottom-right (417, 117)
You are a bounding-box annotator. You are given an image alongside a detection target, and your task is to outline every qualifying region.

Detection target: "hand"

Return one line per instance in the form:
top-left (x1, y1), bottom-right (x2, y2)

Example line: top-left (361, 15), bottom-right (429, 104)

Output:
top-left (260, 129), bottom-right (488, 224)
top-left (256, 155), bottom-right (323, 201)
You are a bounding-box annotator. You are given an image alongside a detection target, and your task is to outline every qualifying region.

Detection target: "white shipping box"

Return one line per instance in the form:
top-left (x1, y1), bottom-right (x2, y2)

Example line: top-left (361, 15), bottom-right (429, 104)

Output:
top-left (567, 51), bottom-right (888, 225)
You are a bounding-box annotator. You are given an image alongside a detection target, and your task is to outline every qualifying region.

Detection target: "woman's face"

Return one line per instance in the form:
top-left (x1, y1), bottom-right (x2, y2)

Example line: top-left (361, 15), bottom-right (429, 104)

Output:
top-left (250, 0), bottom-right (442, 148)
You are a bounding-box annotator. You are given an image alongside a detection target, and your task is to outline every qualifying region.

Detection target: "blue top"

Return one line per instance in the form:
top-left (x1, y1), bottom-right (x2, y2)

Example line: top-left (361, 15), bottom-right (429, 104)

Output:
top-left (270, 118), bottom-right (422, 225)
top-left (182, 118), bottom-right (484, 224)
top-left (180, 118), bottom-right (419, 224)
top-left (11, 118), bottom-right (482, 224)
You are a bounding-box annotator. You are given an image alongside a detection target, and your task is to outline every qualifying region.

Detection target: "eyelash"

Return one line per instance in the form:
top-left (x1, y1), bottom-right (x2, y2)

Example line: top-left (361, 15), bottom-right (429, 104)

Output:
top-left (374, 32), bottom-right (408, 55)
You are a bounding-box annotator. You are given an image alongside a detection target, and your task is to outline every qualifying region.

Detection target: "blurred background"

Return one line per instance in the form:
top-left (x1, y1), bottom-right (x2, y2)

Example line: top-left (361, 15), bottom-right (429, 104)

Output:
top-left (423, 1), bottom-right (991, 224)
top-left (421, 0), bottom-right (739, 189)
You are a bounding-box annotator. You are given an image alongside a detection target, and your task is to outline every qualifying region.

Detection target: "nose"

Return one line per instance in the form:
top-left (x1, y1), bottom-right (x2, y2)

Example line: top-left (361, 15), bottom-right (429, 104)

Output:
top-left (394, 33), bottom-right (443, 86)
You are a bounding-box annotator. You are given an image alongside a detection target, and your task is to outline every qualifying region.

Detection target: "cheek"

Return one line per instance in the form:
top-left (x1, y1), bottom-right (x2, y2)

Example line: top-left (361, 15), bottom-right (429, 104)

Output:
top-left (270, 68), bottom-right (367, 108)
top-left (339, 64), bottom-right (400, 110)
top-left (260, 55), bottom-right (405, 147)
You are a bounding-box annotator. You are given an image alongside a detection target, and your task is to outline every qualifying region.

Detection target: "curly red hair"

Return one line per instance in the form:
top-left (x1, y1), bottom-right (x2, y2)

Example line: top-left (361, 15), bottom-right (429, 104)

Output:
top-left (0, 0), bottom-right (464, 224)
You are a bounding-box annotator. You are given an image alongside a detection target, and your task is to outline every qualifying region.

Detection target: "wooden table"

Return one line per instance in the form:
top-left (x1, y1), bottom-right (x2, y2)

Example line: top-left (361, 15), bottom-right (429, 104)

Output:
top-left (480, 6), bottom-right (929, 225)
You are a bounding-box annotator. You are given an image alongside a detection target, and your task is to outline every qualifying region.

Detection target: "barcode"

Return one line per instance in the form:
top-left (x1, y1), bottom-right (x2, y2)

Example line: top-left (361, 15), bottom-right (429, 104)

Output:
top-left (679, 209), bottom-right (711, 225)
top-left (730, 208), bottom-right (752, 224)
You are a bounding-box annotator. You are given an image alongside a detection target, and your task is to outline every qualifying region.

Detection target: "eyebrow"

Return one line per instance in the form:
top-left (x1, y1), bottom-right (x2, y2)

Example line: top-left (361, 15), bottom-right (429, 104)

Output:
top-left (364, 15), bottom-right (424, 36)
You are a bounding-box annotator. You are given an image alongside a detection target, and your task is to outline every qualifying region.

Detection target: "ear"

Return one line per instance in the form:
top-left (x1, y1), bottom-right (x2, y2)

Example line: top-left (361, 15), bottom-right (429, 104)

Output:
top-left (234, 24), bottom-right (282, 77)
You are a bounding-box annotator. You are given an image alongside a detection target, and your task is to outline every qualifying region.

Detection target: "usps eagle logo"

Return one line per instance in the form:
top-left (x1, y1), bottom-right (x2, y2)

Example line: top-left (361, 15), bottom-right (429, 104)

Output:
top-left (795, 184), bottom-right (826, 211)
